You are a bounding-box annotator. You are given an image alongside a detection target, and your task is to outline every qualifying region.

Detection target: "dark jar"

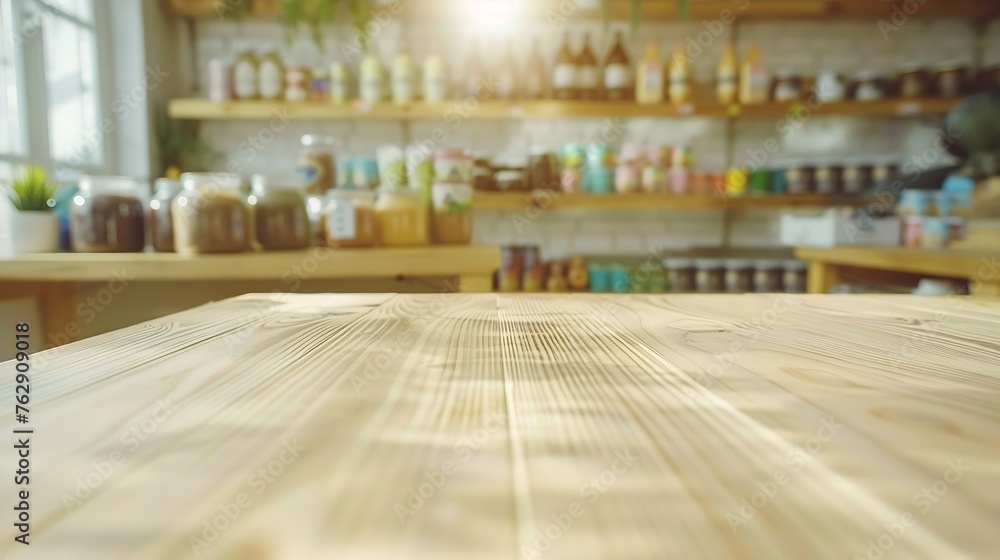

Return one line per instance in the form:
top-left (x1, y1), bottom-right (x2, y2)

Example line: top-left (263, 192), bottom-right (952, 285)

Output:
top-left (70, 176), bottom-right (146, 252)
top-left (250, 174), bottom-right (311, 250)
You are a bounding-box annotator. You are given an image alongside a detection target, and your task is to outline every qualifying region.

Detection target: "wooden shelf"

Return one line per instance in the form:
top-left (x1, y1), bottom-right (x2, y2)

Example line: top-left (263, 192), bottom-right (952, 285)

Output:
top-left (0, 246), bottom-right (501, 282)
top-left (474, 191), bottom-right (878, 211)
top-left (168, 98), bottom-right (958, 121)
top-left (166, 0), bottom-right (1000, 20)
top-left (795, 246), bottom-right (1000, 296)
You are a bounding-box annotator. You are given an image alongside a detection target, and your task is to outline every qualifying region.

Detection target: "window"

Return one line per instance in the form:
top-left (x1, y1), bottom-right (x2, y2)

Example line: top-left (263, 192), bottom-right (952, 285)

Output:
top-left (0, 0), bottom-right (104, 181)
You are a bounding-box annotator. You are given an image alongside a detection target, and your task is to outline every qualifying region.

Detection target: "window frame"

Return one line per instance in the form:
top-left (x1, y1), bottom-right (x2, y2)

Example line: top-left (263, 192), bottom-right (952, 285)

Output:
top-left (1, 0), bottom-right (113, 180)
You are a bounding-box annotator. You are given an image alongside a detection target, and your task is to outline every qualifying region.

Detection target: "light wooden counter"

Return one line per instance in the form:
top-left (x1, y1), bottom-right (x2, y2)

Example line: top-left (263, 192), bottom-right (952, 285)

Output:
top-left (0, 246), bottom-right (500, 346)
top-left (2, 294), bottom-right (999, 559)
top-left (795, 246), bottom-right (1000, 296)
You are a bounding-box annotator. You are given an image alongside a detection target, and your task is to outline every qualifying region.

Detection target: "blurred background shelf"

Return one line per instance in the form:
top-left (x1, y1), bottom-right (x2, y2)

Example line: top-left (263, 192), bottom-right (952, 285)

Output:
top-left (165, 0), bottom-right (1000, 21)
top-left (473, 192), bottom-right (879, 211)
top-left (167, 98), bottom-right (959, 121)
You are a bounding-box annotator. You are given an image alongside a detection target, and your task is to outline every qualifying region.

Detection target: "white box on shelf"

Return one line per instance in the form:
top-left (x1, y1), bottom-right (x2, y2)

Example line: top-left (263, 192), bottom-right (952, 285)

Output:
top-left (780, 210), bottom-right (900, 248)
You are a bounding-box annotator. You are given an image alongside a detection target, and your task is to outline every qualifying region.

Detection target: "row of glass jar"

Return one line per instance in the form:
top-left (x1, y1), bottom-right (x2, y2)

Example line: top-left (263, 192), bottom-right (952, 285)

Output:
top-left (68, 174), bottom-right (472, 253)
top-left (663, 257), bottom-right (808, 294)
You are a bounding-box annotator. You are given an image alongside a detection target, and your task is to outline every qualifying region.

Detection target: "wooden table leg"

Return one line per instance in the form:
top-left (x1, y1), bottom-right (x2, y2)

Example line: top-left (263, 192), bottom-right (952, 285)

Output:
top-left (807, 261), bottom-right (841, 294)
top-left (41, 282), bottom-right (80, 348)
top-left (458, 275), bottom-right (493, 293)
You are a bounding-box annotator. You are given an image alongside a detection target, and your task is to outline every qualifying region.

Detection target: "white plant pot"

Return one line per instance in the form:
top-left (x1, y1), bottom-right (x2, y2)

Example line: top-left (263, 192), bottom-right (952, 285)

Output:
top-left (9, 211), bottom-right (60, 253)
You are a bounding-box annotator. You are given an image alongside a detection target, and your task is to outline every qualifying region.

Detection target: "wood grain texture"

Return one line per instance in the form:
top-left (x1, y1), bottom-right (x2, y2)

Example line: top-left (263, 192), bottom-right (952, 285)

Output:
top-left (0, 246), bottom-right (501, 282)
top-left (2, 294), bottom-right (999, 559)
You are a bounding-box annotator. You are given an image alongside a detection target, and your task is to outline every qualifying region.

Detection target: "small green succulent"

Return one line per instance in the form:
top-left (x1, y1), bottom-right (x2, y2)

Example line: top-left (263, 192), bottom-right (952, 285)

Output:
top-left (6, 166), bottom-right (56, 212)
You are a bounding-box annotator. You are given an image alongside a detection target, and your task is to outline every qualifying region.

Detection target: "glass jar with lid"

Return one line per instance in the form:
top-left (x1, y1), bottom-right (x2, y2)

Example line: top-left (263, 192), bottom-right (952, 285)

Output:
top-left (297, 135), bottom-right (337, 195)
top-left (324, 189), bottom-right (378, 248)
top-left (431, 180), bottom-right (473, 245)
top-left (150, 178), bottom-right (182, 252)
top-left (70, 176), bottom-right (146, 253)
top-left (250, 174), bottom-right (310, 250)
top-left (172, 173), bottom-right (250, 254)
top-left (374, 187), bottom-right (429, 246)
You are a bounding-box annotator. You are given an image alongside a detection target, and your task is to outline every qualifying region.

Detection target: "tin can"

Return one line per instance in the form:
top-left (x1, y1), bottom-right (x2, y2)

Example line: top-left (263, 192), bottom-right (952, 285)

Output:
top-left (521, 246), bottom-right (544, 293)
top-left (902, 216), bottom-right (922, 248)
top-left (725, 168), bottom-right (748, 197)
top-left (207, 59), bottom-right (231, 102)
top-left (499, 246), bottom-right (523, 293)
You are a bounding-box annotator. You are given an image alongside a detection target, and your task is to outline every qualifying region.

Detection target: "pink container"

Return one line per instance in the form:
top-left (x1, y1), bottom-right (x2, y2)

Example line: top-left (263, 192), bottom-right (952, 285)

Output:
top-left (615, 164), bottom-right (639, 194)
top-left (560, 168), bottom-right (581, 194)
top-left (669, 168), bottom-right (690, 194)
top-left (902, 216), bottom-right (922, 248)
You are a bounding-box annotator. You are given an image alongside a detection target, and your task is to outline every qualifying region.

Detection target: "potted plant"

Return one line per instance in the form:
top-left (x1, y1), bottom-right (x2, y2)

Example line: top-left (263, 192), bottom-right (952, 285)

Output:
top-left (4, 166), bottom-right (59, 253)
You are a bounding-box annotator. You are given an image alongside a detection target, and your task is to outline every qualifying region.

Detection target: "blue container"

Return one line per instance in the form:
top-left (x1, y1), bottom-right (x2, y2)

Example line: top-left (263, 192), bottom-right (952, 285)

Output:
top-left (337, 158), bottom-right (354, 189)
top-left (932, 191), bottom-right (953, 216)
top-left (770, 169), bottom-right (788, 194)
top-left (589, 265), bottom-right (610, 292)
top-left (898, 190), bottom-right (928, 216)
top-left (352, 157), bottom-right (379, 189)
top-left (610, 265), bottom-right (631, 293)
top-left (53, 184), bottom-right (79, 251)
top-left (585, 169), bottom-right (615, 194)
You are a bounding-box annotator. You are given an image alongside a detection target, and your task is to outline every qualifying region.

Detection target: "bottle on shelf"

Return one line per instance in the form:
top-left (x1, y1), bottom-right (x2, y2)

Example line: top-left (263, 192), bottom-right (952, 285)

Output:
top-left (464, 38), bottom-right (488, 100)
top-left (603, 30), bottom-right (632, 101)
top-left (524, 36), bottom-right (548, 100)
top-left (391, 39), bottom-right (416, 105)
top-left (739, 42), bottom-right (768, 104)
top-left (497, 36), bottom-right (519, 101)
top-left (717, 43), bottom-right (738, 104)
top-left (576, 33), bottom-right (600, 100)
top-left (552, 32), bottom-right (578, 100)
top-left (330, 55), bottom-right (350, 104)
top-left (635, 42), bottom-right (663, 104)
top-left (423, 41), bottom-right (448, 102)
top-left (359, 48), bottom-right (384, 104)
top-left (232, 47), bottom-right (259, 100)
top-left (667, 42), bottom-right (691, 105)
top-left (257, 46), bottom-right (284, 101)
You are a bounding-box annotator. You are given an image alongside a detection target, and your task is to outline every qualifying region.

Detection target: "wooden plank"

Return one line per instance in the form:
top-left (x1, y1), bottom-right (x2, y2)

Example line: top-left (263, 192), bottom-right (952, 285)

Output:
top-left (0, 246), bottom-right (501, 282)
top-left (168, 98), bottom-right (958, 122)
top-left (2, 293), bottom-right (999, 558)
top-left (474, 192), bottom-right (878, 211)
top-left (795, 246), bottom-right (999, 281)
top-left (164, 0), bottom-right (1000, 20)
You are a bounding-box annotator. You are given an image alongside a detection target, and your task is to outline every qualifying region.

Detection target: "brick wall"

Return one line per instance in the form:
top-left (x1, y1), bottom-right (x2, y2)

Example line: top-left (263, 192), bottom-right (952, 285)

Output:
top-left (183, 16), bottom-right (1000, 256)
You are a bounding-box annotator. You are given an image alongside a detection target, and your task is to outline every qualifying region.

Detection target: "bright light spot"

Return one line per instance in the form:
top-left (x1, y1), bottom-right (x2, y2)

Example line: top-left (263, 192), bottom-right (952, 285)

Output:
top-left (150, 200), bottom-right (161, 210)
top-left (247, 195), bottom-right (258, 206)
top-left (467, 0), bottom-right (522, 33)
top-left (307, 197), bottom-right (322, 213)
top-left (73, 195), bottom-right (85, 206)
top-left (176, 196), bottom-right (188, 207)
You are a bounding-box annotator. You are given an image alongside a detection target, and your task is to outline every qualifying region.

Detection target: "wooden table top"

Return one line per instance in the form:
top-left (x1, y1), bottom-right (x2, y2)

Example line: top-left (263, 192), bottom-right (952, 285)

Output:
top-left (3, 294), bottom-right (999, 559)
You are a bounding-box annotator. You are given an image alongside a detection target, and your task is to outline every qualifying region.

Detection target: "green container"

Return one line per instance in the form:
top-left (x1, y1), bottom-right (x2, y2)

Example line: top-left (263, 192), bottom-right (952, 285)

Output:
top-left (749, 169), bottom-right (771, 195)
top-left (648, 268), bottom-right (668, 293)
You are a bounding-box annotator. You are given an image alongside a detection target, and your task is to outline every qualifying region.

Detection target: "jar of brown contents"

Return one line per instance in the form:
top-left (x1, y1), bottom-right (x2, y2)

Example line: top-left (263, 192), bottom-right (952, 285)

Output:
top-left (250, 174), bottom-right (310, 250)
top-left (150, 178), bottom-right (182, 252)
top-left (70, 176), bottom-right (146, 252)
top-left (172, 173), bottom-right (250, 254)
top-left (324, 189), bottom-right (378, 248)
top-left (431, 180), bottom-right (473, 245)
